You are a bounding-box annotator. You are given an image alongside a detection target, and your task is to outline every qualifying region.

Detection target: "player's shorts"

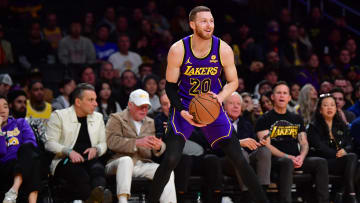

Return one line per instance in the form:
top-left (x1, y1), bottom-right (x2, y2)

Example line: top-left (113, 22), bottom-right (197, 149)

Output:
top-left (169, 106), bottom-right (233, 148)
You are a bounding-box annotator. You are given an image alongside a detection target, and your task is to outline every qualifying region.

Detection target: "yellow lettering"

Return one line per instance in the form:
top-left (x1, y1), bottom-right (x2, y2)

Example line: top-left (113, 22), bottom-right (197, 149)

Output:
top-left (194, 68), bottom-right (201, 75)
top-left (184, 66), bottom-right (193, 76)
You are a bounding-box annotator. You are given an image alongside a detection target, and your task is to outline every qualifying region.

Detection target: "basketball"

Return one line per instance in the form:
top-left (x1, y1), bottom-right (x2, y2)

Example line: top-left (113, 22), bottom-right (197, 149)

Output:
top-left (189, 93), bottom-right (221, 125)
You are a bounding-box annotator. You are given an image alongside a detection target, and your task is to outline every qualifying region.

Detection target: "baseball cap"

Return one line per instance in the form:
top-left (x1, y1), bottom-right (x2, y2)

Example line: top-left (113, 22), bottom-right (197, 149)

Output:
top-left (129, 89), bottom-right (152, 108)
top-left (0, 74), bottom-right (13, 86)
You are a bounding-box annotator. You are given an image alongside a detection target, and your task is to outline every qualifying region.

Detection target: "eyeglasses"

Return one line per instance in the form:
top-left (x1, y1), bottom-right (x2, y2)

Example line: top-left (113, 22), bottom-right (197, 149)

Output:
top-left (319, 93), bottom-right (331, 98)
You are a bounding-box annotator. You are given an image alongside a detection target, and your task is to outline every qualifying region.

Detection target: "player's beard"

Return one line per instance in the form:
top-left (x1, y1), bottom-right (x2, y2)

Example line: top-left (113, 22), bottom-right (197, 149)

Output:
top-left (195, 27), bottom-right (213, 40)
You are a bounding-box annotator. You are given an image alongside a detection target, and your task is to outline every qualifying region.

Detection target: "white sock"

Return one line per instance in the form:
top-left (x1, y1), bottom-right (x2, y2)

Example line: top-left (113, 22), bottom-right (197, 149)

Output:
top-left (118, 196), bottom-right (128, 203)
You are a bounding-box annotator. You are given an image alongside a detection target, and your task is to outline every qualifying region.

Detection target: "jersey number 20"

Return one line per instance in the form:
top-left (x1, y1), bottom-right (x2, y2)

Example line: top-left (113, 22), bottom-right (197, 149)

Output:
top-left (189, 78), bottom-right (211, 95)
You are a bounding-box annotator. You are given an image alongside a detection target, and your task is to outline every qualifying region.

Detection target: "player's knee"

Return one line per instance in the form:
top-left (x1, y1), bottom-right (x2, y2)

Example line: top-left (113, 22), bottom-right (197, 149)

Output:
top-left (164, 154), bottom-right (182, 169)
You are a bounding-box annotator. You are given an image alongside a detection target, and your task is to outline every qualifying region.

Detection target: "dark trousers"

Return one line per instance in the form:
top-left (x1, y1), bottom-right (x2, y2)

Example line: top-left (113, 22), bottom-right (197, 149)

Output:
top-left (175, 154), bottom-right (223, 203)
top-left (0, 143), bottom-right (42, 198)
top-left (327, 153), bottom-right (357, 194)
top-left (54, 158), bottom-right (106, 201)
top-left (148, 128), bottom-right (269, 203)
top-left (272, 156), bottom-right (329, 203)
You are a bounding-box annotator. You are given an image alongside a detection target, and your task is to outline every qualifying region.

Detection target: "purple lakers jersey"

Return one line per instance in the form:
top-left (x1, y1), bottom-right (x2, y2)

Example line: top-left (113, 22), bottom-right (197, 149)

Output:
top-left (178, 35), bottom-right (223, 109)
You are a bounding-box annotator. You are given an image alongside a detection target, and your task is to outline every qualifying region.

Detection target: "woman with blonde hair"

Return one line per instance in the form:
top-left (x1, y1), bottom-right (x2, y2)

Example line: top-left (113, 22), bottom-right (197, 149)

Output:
top-left (295, 84), bottom-right (318, 125)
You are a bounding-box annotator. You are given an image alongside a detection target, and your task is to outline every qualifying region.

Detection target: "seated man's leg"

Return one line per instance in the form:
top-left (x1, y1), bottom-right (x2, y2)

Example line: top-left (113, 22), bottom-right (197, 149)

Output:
top-left (148, 128), bottom-right (185, 203)
top-left (134, 161), bottom-right (176, 203)
top-left (217, 135), bottom-right (269, 203)
top-left (105, 156), bottom-right (134, 199)
top-left (250, 147), bottom-right (271, 186)
top-left (272, 156), bottom-right (294, 203)
top-left (301, 157), bottom-right (329, 203)
top-left (86, 158), bottom-right (107, 188)
top-left (54, 160), bottom-right (91, 200)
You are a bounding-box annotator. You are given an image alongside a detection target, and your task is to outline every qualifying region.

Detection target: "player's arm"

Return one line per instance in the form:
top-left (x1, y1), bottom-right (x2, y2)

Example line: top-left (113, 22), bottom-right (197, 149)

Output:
top-left (217, 40), bottom-right (238, 104)
top-left (297, 132), bottom-right (309, 159)
top-left (257, 130), bottom-right (289, 158)
top-left (165, 40), bottom-right (185, 112)
top-left (165, 40), bottom-right (205, 127)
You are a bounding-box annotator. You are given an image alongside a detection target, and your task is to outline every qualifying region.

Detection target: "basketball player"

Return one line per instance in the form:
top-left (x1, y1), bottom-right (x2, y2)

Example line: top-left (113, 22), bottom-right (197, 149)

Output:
top-left (148, 6), bottom-right (269, 203)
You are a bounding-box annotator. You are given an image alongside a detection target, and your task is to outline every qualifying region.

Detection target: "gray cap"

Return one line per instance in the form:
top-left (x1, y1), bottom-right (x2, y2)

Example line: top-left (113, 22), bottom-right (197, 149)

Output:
top-left (0, 74), bottom-right (13, 86)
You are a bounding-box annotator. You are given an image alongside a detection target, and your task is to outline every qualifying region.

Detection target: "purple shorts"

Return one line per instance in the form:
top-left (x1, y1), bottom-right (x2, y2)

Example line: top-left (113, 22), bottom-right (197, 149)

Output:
top-left (169, 106), bottom-right (233, 148)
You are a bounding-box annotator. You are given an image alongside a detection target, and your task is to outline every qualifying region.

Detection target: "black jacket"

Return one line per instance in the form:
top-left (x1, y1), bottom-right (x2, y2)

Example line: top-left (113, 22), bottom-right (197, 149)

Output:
top-left (307, 119), bottom-right (353, 159)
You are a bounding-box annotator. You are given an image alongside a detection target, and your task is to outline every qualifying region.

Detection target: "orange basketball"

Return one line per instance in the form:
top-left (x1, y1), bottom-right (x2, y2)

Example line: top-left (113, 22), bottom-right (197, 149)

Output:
top-left (189, 93), bottom-right (220, 125)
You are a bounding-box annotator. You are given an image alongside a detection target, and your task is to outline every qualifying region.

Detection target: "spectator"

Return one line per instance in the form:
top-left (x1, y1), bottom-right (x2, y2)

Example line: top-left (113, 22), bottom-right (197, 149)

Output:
top-left (223, 92), bottom-right (271, 193)
top-left (134, 34), bottom-right (156, 65)
top-left (334, 77), bottom-right (353, 109)
top-left (0, 24), bottom-right (14, 64)
top-left (17, 21), bottom-right (55, 70)
top-left (348, 82), bottom-right (360, 118)
top-left (24, 68), bottom-right (54, 103)
top-left (58, 20), bottom-right (96, 65)
top-left (298, 23), bottom-right (312, 52)
top-left (345, 38), bottom-right (360, 65)
top-left (254, 80), bottom-right (272, 100)
top-left (158, 78), bottom-right (166, 93)
top-left (138, 63), bottom-right (153, 82)
top-left (278, 8), bottom-right (292, 38)
top-left (261, 27), bottom-right (281, 62)
top-left (42, 12), bottom-right (63, 50)
top-left (241, 92), bottom-right (262, 126)
top-left (144, 0), bottom-right (170, 34)
top-left (79, 66), bottom-right (96, 86)
top-left (109, 16), bottom-right (130, 42)
top-left (319, 80), bottom-right (333, 94)
top-left (7, 90), bottom-right (27, 118)
top-left (307, 93), bottom-right (358, 203)
top-left (170, 6), bottom-right (191, 39)
top-left (305, 7), bottom-right (326, 52)
top-left (82, 11), bottom-right (96, 40)
top-left (99, 7), bottom-right (116, 33)
top-left (281, 24), bottom-right (308, 67)
top-left (94, 24), bottom-right (118, 61)
top-left (296, 53), bottom-right (321, 90)
top-left (0, 96), bottom-right (42, 203)
top-left (256, 81), bottom-right (329, 203)
top-left (95, 80), bottom-right (121, 123)
top-left (345, 80), bottom-right (355, 107)
top-left (0, 74), bottom-right (12, 97)
top-left (108, 34), bottom-right (142, 75)
top-left (296, 84), bottom-right (318, 125)
top-left (99, 61), bottom-right (117, 84)
top-left (288, 82), bottom-right (300, 113)
top-left (143, 75), bottom-right (160, 116)
top-left (236, 77), bottom-right (246, 93)
top-left (52, 78), bottom-right (76, 110)
top-left (336, 49), bottom-right (360, 84)
top-left (117, 70), bottom-right (139, 110)
top-left (25, 80), bottom-right (52, 119)
top-left (130, 8), bottom-right (144, 32)
top-left (330, 88), bottom-right (356, 124)
top-left (260, 91), bottom-right (273, 113)
top-left (105, 89), bottom-right (176, 203)
top-left (264, 69), bottom-right (278, 87)
top-left (45, 83), bottom-right (111, 202)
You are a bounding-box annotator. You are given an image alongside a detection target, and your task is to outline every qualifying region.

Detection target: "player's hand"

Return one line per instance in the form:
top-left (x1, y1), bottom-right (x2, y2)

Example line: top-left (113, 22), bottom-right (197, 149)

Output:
top-left (180, 110), bottom-right (206, 127)
top-left (240, 138), bottom-right (261, 150)
top-left (336, 148), bottom-right (347, 158)
top-left (136, 136), bottom-right (156, 149)
top-left (83, 147), bottom-right (97, 161)
top-left (69, 150), bottom-right (85, 163)
top-left (208, 91), bottom-right (223, 105)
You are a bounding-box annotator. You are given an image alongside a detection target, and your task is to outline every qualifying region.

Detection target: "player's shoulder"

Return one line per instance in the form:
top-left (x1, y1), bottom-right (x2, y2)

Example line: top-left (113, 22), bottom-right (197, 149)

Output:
top-left (168, 39), bottom-right (185, 56)
top-left (218, 38), bottom-right (232, 53)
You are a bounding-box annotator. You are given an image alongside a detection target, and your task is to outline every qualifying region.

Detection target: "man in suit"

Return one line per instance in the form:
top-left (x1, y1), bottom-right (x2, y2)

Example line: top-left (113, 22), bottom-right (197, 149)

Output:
top-left (45, 83), bottom-right (111, 202)
top-left (222, 92), bottom-right (271, 191)
top-left (105, 89), bottom-right (176, 203)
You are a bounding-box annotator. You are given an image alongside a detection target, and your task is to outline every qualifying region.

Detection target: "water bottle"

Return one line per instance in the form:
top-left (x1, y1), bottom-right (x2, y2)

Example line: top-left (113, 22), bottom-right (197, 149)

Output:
top-left (196, 192), bottom-right (202, 203)
top-left (141, 193), bottom-right (146, 203)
